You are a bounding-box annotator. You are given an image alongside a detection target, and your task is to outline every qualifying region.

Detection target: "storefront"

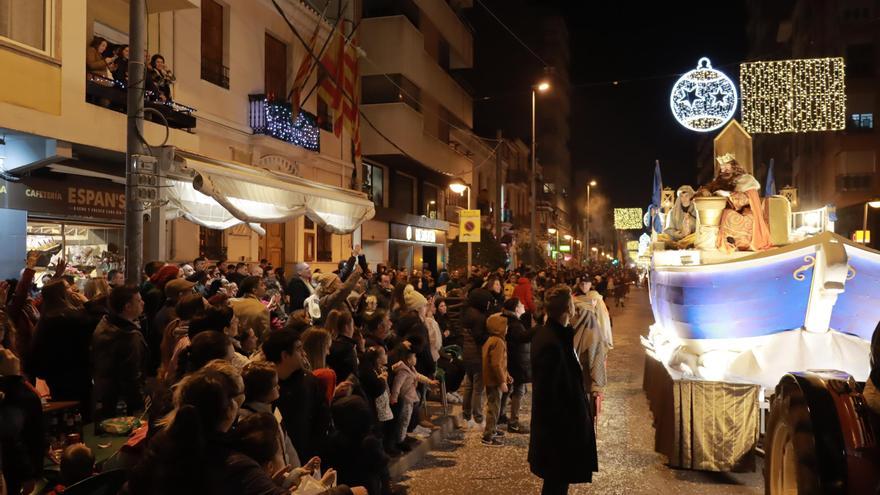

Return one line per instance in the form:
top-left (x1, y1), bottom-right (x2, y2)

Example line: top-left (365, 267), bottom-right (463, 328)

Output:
top-left (0, 174), bottom-right (125, 281)
top-left (387, 223), bottom-right (447, 274)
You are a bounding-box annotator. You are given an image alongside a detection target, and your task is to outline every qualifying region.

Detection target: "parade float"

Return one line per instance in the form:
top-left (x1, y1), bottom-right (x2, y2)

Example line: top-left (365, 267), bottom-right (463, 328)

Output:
top-left (640, 57), bottom-right (880, 488)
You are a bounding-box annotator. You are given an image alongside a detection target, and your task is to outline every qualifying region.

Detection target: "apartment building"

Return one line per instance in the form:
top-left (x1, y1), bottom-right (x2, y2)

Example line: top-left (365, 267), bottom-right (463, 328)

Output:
top-left (0, 0), bottom-right (371, 279)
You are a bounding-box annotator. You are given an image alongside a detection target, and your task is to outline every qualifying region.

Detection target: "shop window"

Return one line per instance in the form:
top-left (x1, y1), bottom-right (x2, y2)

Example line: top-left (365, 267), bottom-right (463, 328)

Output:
top-left (0, 0), bottom-right (50, 53)
top-left (317, 229), bottom-right (333, 262)
top-left (199, 226), bottom-right (225, 260)
top-left (26, 222), bottom-right (124, 285)
top-left (304, 233), bottom-right (316, 262)
top-left (850, 113), bottom-right (874, 130)
top-left (201, 0), bottom-right (229, 88)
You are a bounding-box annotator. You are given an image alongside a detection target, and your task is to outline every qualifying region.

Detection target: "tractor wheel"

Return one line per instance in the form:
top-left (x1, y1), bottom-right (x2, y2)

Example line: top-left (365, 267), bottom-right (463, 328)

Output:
top-left (765, 381), bottom-right (823, 495)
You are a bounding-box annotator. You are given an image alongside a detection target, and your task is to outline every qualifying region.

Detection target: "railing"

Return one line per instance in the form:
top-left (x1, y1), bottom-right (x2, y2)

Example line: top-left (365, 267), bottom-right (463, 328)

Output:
top-left (201, 57), bottom-right (230, 89)
top-left (85, 74), bottom-right (197, 130)
top-left (248, 94), bottom-right (321, 152)
top-left (791, 205), bottom-right (834, 238)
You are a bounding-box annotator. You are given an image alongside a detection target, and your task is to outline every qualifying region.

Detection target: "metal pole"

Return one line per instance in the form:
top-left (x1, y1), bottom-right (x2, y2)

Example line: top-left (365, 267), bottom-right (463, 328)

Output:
top-left (529, 90), bottom-right (537, 269)
top-left (125, 0), bottom-right (146, 284)
top-left (467, 187), bottom-right (472, 271)
top-left (864, 202), bottom-right (869, 245)
top-left (495, 129), bottom-right (503, 238)
top-left (586, 184), bottom-right (591, 264)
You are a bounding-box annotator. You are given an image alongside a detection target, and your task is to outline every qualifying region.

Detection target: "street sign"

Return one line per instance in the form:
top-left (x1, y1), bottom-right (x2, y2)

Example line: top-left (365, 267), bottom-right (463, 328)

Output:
top-left (459, 209), bottom-right (481, 243)
top-left (854, 230), bottom-right (871, 243)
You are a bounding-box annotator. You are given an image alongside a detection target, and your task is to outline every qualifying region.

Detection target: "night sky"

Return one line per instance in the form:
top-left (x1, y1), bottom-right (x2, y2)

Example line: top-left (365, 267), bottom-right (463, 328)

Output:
top-left (465, 0), bottom-right (749, 212)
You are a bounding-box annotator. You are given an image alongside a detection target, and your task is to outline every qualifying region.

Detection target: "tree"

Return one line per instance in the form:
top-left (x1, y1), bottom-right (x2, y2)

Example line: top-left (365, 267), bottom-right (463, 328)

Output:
top-left (449, 229), bottom-right (508, 270)
top-left (515, 242), bottom-right (547, 271)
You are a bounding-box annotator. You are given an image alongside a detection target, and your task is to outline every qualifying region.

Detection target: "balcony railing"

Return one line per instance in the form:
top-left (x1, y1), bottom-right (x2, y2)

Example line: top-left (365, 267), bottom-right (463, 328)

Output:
top-left (85, 75), bottom-right (197, 130)
top-left (249, 94), bottom-right (321, 152)
top-left (201, 57), bottom-right (230, 89)
top-left (506, 168), bottom-right (530, 184)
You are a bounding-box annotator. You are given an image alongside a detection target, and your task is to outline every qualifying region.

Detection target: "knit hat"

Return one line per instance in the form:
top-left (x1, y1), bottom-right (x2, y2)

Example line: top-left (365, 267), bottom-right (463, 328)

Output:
top-left (502, 297), bottom-right (520, 312)
top-left (315, 272), bottom-right (341, 296)
top-left (403, 284), bottom-right (427, 311)
top-left (486, 312), bottom-right (508, 337)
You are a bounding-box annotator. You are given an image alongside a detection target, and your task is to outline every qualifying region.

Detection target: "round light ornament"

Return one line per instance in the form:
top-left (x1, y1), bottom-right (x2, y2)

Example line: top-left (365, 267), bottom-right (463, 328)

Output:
top-left (669, 57), bottom-right (738, 132)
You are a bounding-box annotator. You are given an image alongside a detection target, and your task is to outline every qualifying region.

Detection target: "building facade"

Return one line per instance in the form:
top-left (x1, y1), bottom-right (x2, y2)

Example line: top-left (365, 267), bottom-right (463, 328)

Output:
top-left (0, 0), bottom-right (369, 280)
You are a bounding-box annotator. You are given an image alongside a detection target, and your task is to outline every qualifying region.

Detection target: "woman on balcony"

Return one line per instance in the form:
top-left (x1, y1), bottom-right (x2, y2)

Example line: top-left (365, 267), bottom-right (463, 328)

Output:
top-left (86, 36), bottom-right (115, 83)
top-left (149, 54), bottom-right (176, 102)
top-left (112, 45), bottom-right (130, 84)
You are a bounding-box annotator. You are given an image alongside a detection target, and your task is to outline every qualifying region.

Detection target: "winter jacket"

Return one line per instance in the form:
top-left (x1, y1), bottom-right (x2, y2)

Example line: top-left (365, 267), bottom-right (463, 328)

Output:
top-left (504, 310), bottom-right (536, 384)
top-left (276, 369), bottom-right (331, 462)
top-left (389, 362), bottom-right (433, 404)
top-left (6, 268), bottom-right (37, 364)
top-left (327, 334), bottom-right (359, 382)
top-left (28, 309), bottom-right (95, 405)
top-left (0, 375), bottom-right (45, 494)
top-left (481, 313), bottom-right (509, 387)
top-left (91, 313), bottom-right (148, 418)
top-left (512, 277), bottom-right (536, 314)
top-left (286, 277), bottom-right (313, 313)
top-left (396, 311), bottom-right (435, 377)
top-left (528, 319), bottom-right (598, 483)
top-left (460, 289), bottom-right (491, 373)
top-left (230, 294), bottom-right (270, 342)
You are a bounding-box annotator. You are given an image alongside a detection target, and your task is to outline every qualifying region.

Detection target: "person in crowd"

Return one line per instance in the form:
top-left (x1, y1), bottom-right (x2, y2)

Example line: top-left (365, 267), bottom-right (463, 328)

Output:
top-left (287, 263), bottom-right (314, 313)
top-left (395, 286), bottom-right (437, 431)
top-left (572, 281), bottom-right (612, 423)
top-left (460, 288), bottom-right (492, 427)
top-left (424, 296), bottom-right (443, 366)
top-left (28, 279), bottom-right (95, 408)
top-left (153, 278), bottom-right (197, 355)
top-left (302, 327), bottom-right (339, 406)
top-left (192, 257), bottom-right (207, 272)
top-left (84, 276), bottom-right (111, 302)
top-left (323, 395), bottom-right (390, 495)
top-left (188, 270), bottom-right (210, 297)
top-left (47, 443), bottom-right (96, 494)
top-left (158, 292), bottom-right (207, 383)
top-left (5, 251), bottom-right (42, 364)
top-left (529, 285), bottom-right (597, 494)
top-left (91, 284), bottom-right (148, 420)
top-left (326, 309), bottom-right (361, 383)
top-left (389, 346), bottom-right (437, 452)
top-left (359, 346), bottom-right (393, 450)
top-left (513, 273), bottom-right (537, 317)
top-left (481, 312), bottom-right (511, 446)
top-left (263, 329), bottom-right (332, 461)
top-left (862, 321), bottom-right (880, 415)
top-left (370, 273), bottom-right (394, 311)
top-left (107, 269), bottom-right (125, 288)
top-left (228, 263), bottom-right (249, 286)
top-left (315, 265), bottom-right (364, 320)
top-left (86, 36), bottom-right (115, 81)
top-left (485, 276), bottom-right (505, 313)
top-left (363, 310), bottom-right (393, 351)
top-left (433, 298), bottom-right (450, 343)
top-left (148, 54), bottom-right (175, 102)
top-left (499, 297), bottom-right (535, 433)
top-left (231, 276), bottom-right (271, 342)
top-left (111, 44), bottom-right (129, 83)
top-left (0, 348), bottom-right (44, 495)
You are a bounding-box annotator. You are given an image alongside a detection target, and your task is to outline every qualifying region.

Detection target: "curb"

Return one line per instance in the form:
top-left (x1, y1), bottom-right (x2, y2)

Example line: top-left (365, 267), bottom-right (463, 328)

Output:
top-left (389, 403), bottom-right (461, 480)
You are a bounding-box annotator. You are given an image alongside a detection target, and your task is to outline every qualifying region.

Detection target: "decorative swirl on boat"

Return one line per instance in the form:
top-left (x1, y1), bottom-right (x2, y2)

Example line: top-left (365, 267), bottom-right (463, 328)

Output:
top-left (847, 265), bottom-right (856, 281)
top-left (793, 256), bottom-right (816, 281)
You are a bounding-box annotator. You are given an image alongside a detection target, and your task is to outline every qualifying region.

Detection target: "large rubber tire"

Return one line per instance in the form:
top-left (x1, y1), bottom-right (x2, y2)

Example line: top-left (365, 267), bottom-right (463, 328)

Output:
top-left (764, 381), bottom-right (824, 495)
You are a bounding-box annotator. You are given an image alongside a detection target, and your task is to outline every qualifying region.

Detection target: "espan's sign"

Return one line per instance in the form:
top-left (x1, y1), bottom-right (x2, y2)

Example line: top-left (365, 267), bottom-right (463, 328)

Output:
top-left (1, 176), bottom-right (125, 221)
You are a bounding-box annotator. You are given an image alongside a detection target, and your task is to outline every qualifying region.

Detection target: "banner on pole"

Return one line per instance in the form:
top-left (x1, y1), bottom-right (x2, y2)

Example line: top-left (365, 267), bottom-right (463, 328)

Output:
top-left (459, 209), bottom-right (481, 243)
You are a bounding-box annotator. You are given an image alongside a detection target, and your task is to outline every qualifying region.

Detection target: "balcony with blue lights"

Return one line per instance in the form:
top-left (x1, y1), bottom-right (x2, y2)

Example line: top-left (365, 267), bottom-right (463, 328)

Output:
top-left (248, 94), bottom-right (321, 152)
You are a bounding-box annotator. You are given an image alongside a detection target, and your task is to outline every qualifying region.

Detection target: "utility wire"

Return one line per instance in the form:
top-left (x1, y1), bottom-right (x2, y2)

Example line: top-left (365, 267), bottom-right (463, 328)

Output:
top-left (475, 0), bottom-right (549, 68)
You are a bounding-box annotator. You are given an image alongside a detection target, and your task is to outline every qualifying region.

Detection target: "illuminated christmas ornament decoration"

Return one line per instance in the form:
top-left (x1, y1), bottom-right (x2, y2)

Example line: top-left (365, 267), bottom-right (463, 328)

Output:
top-left (614, 208), bottom-right (644, 230)
top-left (740, 57), bottom-right (846, 134)
top-left (669, 57), bottom-right (738, 132)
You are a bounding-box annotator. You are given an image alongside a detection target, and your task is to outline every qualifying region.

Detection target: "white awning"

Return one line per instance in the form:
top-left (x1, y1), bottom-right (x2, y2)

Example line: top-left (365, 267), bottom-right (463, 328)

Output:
top-left (165, 178), bottom-right (266, 235)
top-left (174, 151), bottom-right (375, 234)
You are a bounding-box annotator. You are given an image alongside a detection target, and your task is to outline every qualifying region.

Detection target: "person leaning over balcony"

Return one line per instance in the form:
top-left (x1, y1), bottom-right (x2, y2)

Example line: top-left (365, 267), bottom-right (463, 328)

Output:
top-left (86, 36), bottom-right (115, 81)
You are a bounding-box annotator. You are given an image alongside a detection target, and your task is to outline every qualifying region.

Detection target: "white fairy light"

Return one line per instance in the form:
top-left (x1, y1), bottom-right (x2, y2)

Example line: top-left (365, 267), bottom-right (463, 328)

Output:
top-left (669, 57), bottom-right (738, 132)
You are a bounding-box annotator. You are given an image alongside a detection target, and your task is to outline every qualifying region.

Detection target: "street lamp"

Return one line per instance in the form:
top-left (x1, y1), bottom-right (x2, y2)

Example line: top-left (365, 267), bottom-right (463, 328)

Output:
top-left (529, 80), bottom-right (552, 269)
top-left (450, 181), bottom-right (473, 271)
top-left (585, 180), bottom-right (597, 262)
top-left (863, 199), bottom-right (880, 246)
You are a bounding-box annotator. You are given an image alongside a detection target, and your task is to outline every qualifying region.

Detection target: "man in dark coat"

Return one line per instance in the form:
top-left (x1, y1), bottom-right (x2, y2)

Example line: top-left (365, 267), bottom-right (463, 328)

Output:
top-left (286, 262), bottom-right (314, 312)
top-left (529, 285), bottom-right (598, 494)
top-left (500, 297), bottom-right (536, 433)
top-left (459, 288), bottom-right (491, 425)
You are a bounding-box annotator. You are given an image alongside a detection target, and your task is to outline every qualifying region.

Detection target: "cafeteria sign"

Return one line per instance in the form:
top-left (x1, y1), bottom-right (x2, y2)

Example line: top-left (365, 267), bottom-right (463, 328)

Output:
top-left (459, 209), bottom-right (481, 243)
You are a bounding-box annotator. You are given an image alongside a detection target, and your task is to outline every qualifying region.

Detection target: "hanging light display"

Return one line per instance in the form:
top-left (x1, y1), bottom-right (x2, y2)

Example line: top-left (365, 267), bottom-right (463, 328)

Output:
top-left (669, 57), bottom-right (738, 132)
top-left (740, 57), bottom-right (846, 134)
top-left (262, 98), bottom-right (321, 151)
top-left (614, 208), bottom-right (644, 230)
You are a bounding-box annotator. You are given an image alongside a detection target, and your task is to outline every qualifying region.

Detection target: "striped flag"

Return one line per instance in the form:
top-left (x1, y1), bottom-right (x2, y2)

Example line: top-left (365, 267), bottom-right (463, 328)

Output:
top-left (318, 21), bottom-right (345, 136)
top-left (342, 32), bottom-right (360, 157)
top-left (290, 24), bottom-right (321, 115)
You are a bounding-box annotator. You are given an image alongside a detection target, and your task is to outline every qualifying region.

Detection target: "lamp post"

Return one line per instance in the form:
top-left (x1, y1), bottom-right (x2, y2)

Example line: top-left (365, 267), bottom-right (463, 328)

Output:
top-left (530, 80), bottom-right (551, 270)
top-left (450, 181), bottom-right (472, 271)
top-left (863, 199), bottom-right (880, 246)
top-left (585, 180), bottom-right (596, 263)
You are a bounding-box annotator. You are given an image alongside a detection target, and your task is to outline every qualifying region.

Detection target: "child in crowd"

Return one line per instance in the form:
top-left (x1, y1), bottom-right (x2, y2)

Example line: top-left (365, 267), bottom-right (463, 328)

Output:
top-left (482, 313), bottom-right (511, 446)
top-left (47, 443), bottom-right (96, 494)
top-left (360, 346), bottom-right (396, 455)
top-left (388, 346), bottom-right (438, 452)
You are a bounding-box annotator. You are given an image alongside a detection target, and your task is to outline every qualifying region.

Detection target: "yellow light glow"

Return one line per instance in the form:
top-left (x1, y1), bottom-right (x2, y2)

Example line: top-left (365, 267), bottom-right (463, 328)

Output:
top-left (868, 200), bottom-right (880, 209)
top-left (547, 227), bottom-right (557, 234)
top-left (740, 57), bottom-right (846, 134)
top-left (449, 182), bottom-right (467, 194)
top-left (536, 81), bottom-right (551, 92)
top-left (589, 180), bottom-right (597, 187)
top-left (563, 234), bottom-right (573, 240)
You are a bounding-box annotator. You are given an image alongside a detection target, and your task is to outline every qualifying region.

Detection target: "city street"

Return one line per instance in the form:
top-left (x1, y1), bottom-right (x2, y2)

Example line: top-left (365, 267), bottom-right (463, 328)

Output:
top-left (400, 287), bottom-right (764, 495)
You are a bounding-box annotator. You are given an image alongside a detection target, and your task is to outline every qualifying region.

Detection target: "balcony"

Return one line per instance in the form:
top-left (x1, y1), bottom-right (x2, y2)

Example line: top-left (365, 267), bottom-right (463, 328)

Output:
top-left (248, 95), bottom-right (321, 152)
top-left (201, 57), bottom-right (229, 89)
top-left (85, 75), bottom-right (197, 130)
top-left (506, 168), bottom-right (530, 185)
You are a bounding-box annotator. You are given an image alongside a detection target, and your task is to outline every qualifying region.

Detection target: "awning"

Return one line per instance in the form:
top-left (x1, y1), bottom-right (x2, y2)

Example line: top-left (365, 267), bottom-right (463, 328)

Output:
top-left (172, 151), bottom-right (375, 234)
top-left (165, 178), bottom-right (266, 235)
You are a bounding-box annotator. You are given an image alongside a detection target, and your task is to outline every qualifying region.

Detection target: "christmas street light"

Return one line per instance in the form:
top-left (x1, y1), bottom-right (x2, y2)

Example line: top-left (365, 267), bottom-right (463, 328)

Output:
top-left (450, 181), bottom-right (473, 270)
top-left (529, 80), bottom-right (552, 269)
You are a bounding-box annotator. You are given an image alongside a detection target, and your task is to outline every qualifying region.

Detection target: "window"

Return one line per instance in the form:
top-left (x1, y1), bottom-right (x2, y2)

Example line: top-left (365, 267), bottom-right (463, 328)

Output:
top-left (265, 33), bottom-right (287, 101)
top-left (316, 229), bottom-right (332, 262)
top-left (0, 0), bottom-right (50, 53)
top-left (837, 174), bottom-right (874, 192)
top-left (543, 183), bottom-right (555, 194)
top-left (362, 163), bottom-right (385, 207)
top-left (850, 113), bottom-right (874, 130)
top-left (424, 183), bottom-right (439, 218)
top-left (199, 226), bottom-right (225, 260)
top-left (392, 172), bottom-right (415, 214)
top-left (846, 43), bottom-right (875, 77)
top-left (361, 74), bottom-right (420, 111)
top-left (201, 0), bottom-right (229, 88)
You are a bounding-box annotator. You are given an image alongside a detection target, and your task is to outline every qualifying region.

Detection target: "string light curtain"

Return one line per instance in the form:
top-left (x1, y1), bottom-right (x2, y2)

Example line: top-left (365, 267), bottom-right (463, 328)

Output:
top-left (614, 208), bottom-right (644, 230)
top-left (740, 57), bottom-right (846, 134)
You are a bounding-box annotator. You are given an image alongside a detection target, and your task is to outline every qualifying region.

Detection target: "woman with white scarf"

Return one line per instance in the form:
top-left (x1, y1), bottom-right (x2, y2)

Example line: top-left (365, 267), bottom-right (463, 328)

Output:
top-left (571, 279), bottom-right (613, 423)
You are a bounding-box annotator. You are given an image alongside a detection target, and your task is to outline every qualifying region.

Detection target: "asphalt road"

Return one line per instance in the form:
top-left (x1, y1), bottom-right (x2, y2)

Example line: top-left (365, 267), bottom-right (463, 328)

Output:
top-left (399, 286), bottom-right (764, 494)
